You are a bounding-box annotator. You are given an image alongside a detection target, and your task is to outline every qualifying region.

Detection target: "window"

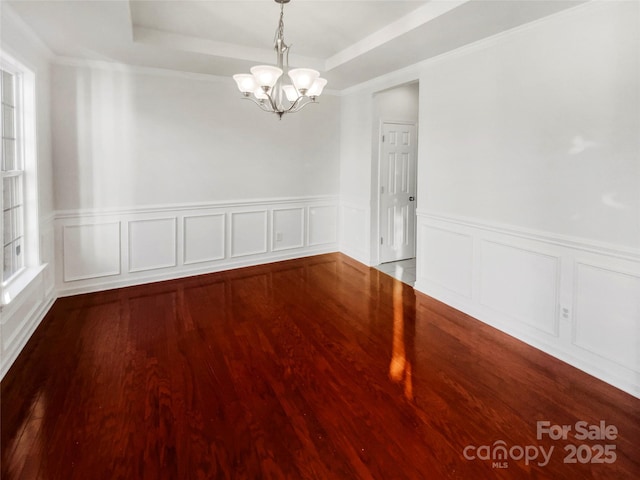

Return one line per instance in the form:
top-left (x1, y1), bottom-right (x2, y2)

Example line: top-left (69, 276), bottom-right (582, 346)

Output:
top-left (1, 67), bottom-right (24, 283)
top-left (0, 51), bottom-right (39, 304)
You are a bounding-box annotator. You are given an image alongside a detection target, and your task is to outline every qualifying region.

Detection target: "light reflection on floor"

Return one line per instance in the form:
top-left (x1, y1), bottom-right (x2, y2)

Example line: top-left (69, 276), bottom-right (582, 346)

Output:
top-left (388, 279), bottom-right (414, 401)
top-left (375, 258), bottom-right (416, 286)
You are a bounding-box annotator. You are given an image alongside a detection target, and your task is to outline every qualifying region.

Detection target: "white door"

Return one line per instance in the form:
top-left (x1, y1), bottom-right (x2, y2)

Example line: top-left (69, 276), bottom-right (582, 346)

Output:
top-left (379, 122), bottom-right (417, 263)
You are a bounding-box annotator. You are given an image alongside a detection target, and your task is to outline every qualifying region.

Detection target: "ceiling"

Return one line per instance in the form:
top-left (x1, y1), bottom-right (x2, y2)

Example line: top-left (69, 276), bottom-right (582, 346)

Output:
top-left (6, 0), bottom-right (585, 90)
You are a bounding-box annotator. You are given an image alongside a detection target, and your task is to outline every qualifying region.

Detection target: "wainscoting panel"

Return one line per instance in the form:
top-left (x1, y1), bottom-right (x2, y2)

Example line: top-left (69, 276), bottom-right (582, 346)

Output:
top-left (129, 218), bottom-right (177, 272)
top-left (63, 222), bottom-right (121, 281)
top-left (0, 267), bottom-right (55, 379)
top-left (415, 211), bottom-right (640, 398)
top-left (55, 196), bottom-right (339, 297)
top-left (183, 214), bottom-right (226, 265)
top-left (480, 241), bottom-right (559, 336)
top-left (231, 211), bottom-right (268, 258)
top-left (419, 225), bottom-right (473, 299)
top-left (1, 272), bottom-right (45, 355)
top-left (40, 219), bottom-right (56, 297)
top-left (309, 205), bottom-right (338, 246)
top-left (272, 208), bottom-right (304, 252)
top-left (574, 262), bottom-right (640, 372)
top-left (1, 213), bottom-right (56, 380)
top-left (339, 200), bottom-right (370, 265)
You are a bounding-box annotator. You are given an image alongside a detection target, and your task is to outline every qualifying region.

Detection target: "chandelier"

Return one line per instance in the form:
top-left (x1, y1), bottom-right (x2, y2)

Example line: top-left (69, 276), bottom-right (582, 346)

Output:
top-left (232, 0), bottom-right (327, 119)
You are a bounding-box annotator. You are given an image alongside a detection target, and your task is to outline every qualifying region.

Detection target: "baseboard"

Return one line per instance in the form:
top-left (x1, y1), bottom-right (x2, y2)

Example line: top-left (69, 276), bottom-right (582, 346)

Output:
top-left (57, 246), bottom-right (338, 297)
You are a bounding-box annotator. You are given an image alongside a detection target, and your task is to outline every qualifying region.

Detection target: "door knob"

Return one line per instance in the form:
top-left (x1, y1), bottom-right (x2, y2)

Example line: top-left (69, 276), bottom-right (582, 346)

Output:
top-left (409, 196), bottom-right (415, 201)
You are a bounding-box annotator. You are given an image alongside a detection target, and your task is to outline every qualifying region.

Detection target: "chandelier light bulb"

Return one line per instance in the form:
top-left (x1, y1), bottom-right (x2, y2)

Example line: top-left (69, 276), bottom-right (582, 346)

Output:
top-left (288, 68), bottom-right (320, 94)
top-left (307, 78), bottom-right (327, 98)
top-left (250, 65), bottom-right (283, 89)
top-left (233, 74), bottom-right (258, 94)
top-left (254, 88), bottom-right (269, 100)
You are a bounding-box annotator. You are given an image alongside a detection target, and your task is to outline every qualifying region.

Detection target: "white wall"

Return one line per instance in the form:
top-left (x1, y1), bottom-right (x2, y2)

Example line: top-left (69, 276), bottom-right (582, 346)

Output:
top-left (0, 4), bottom-right (56, 378)
top-left (51, 62), bottom-right (341, 294)
top-left (420, 1), bottom-right (639, 249)
top-left (52, 62), bottom-right (340, 210)
top-left (372, 83), bottom-right (419, 123)
top-left (340, 1), bottom-right (640, 397)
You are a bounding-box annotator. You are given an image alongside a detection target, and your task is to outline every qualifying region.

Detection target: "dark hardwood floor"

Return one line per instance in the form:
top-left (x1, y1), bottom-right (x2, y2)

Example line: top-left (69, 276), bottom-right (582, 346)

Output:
top-left (2, 253), bottom-right (639, 479)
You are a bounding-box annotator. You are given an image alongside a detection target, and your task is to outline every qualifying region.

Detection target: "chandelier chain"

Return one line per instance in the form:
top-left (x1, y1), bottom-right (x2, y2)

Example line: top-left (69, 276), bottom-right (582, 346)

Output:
top-left (274, 2), bottom-right (289, 68)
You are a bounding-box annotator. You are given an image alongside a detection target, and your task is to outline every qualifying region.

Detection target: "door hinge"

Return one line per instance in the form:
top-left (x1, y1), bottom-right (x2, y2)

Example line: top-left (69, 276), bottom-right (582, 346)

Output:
top-left (382, 135), bottom-right (385, 143)
top-left (380, 237), bottom-right (384, 245)
top-left (380, 186), bottom-right (384, 194)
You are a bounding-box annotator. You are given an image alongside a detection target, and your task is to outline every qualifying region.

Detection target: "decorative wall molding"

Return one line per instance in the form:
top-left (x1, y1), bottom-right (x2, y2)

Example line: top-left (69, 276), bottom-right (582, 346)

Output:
top-left (308, 205), bottom-right (338, 247)
top-left (55, 196), bottom-right (339, 296)
top-left (339, 198), bottom-right (370, 265)
top-left (417, 210), bottom-right (640, 261)
top-left (272, 207), bottom-right (305, 252)
top-left (183, 213), bottom-right (226, 264)
top-left (418, 224), bottom-right (473, 298)
top-left (2, 209), bottom-right (56, 378)
top-left (128, 218), bottom-right (178, 272)
top-left (62, 222), bottom-right (121, 281)
top-left (54, 195), bottom-right (339, 220)
top-left (573, 262), bottom-right (640, 373)
top-left (39, 214), bottom-right (56, 298)
top-left (479, 240), bottom-right (560, 337)
top-left (230, 210), bottom-right (269, 258)
top-left (0, 267), bottom-right (55, 379)
top-left (415, 211), bottom-right (640, 399)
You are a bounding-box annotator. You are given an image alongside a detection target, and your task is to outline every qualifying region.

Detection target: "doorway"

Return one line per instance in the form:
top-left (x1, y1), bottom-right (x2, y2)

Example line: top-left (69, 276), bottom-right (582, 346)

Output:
top-left (371, 81), bottom-right (419, 268)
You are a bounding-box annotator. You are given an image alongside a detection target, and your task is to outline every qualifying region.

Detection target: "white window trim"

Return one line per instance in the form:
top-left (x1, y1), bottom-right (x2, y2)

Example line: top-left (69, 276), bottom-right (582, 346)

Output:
top-left (1, 51), bottom-right (41, 306)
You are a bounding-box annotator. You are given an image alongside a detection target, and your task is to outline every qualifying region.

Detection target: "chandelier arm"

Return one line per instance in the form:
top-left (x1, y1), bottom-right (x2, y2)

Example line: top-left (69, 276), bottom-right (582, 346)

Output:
top-left (240, 93), bottom-right (317, 117)
top-left (288, 97), bottom-right (317, 114)
top-left (281, 95), bottom-right (314, 114)
top-left (240, 95), bottom-right (277, 113)
top-left (258, 103), bottom-right (278, 114)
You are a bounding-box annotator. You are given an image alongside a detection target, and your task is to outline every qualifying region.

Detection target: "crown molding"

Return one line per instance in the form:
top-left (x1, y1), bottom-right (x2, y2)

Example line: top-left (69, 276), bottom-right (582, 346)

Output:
top-left (52, 56), bottom-right (231, 83)
top-left (52, 55), bottom-right (341, 96)
top-left (0, 1), bottom-right (55, 61)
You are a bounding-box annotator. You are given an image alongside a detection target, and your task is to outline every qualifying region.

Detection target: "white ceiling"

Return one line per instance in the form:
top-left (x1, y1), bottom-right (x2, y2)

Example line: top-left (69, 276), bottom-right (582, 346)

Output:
top-left (6, 0), bottom-right (585, 90)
